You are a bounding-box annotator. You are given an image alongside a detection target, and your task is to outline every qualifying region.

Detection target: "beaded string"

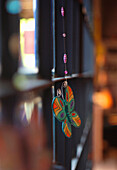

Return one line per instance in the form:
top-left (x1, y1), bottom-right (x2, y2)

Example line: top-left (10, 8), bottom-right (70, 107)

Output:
top-left (61, 4), bottom-right (68, 78)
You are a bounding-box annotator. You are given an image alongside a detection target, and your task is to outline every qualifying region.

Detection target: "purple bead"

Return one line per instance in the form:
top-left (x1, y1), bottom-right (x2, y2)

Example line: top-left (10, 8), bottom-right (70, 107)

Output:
top-left (65, 70), bottom-right (68, 75)
top-left (61, 7), bottom-right (64, 16)
top-left (63, 54), bottom-right (67, 63)
top-left (63, 33), bottom-right (66, 37)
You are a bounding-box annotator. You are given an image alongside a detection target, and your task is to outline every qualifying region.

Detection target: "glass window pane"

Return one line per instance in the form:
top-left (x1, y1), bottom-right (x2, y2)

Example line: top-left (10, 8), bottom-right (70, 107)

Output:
top-left (18, 0), bottom-right (38, 74)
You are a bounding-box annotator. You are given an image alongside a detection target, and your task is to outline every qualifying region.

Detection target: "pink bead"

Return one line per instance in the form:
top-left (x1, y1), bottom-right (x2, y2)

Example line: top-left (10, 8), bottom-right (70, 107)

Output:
top-left (61, 7), bottom-right (64, 16)
top-left (65, 70), bottom-right (68, 75)
top-left (63, 54), bottom-right (67, 63)
top-left (63, 33), bottom-right (66, 37)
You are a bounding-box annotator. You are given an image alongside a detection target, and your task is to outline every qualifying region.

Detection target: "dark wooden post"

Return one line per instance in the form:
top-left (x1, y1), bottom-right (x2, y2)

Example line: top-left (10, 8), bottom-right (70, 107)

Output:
top-left (0, 0), bottom-right (19, 80)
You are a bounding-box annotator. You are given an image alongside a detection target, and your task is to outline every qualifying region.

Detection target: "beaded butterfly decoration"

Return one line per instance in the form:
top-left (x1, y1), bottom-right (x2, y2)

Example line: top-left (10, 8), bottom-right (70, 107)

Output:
top-left (52, 81), bottom-right (81, 138)
top-left (52, 5), bottom-right (81, 138)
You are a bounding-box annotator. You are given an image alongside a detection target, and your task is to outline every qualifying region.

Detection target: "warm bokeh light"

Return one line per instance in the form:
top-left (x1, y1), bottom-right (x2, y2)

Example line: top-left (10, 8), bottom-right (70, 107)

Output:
top-left (92, 88), bottom-right (113, 109)
top-left (20, 0), bottom-right (34, 18)
top-left (97, 70), bottom-right (108, 86)
top-left (108, 114), bottom-right (117, 126)
top-left (96, 54), bottom-right (106, 67)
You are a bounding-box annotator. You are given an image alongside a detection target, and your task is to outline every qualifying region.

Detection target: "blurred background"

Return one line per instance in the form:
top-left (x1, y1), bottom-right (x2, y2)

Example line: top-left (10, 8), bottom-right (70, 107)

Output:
top-left (93, 0), bottom-right (117, 169)
top-left (0, 0), bottom-right (117, 170)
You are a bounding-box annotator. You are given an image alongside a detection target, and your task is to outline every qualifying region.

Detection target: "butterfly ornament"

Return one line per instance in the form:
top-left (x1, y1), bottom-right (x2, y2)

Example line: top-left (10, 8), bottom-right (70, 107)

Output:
top-left (52, 81), bottom-right (81, 138)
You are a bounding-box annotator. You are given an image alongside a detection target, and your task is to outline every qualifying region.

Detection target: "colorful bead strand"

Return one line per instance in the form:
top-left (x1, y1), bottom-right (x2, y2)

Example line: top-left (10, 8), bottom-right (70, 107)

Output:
top-left (61, 4), bottom-right (68, 77)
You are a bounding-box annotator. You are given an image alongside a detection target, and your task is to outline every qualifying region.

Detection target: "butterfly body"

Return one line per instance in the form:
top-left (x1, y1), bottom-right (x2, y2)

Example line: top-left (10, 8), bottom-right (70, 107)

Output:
top-left (52, 84), bottom-right (81, 138)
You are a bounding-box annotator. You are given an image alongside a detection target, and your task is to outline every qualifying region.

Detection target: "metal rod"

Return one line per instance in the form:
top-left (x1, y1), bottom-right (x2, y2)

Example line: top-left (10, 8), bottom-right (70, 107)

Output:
top-left (52, 0), bottom-right (56, 163)
top-left (52, 0), bottom-right (56, 77)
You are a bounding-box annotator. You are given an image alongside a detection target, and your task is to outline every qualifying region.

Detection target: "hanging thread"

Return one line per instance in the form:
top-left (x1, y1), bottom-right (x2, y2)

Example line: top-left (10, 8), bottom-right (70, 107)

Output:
top-left (61, 5), bottom-right (68, 77)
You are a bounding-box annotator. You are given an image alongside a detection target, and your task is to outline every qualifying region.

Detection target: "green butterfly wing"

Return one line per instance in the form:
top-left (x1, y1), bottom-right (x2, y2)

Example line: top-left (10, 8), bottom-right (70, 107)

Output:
top-left (65, 85), bottom-right (75, 112)
top-left (69, 111), bottom-right (81, 127)
top-left (52, 97), bottom-right (66, 122)
top-left (52, 96), bottom-right (72, 138)
top-left (65, 85), bottom-right (81, 127)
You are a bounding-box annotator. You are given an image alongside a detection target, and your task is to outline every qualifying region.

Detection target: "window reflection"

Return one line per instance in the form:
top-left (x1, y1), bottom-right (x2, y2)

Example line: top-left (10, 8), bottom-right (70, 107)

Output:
top-left (18, 0), bottom-right (38, 74)
top-left (16, 97), bottom-right (42, 126)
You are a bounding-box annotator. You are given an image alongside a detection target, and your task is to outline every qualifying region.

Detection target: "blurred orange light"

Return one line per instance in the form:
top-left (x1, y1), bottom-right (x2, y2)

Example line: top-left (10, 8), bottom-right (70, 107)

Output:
top-left (108, 114), bottom-right (117, 125)
top-left (97, 71), bottom-right (108, 86)
top-left (92, 88), bottom-right (113, 109)
top-left (96, 54), bottom-right (106, 67)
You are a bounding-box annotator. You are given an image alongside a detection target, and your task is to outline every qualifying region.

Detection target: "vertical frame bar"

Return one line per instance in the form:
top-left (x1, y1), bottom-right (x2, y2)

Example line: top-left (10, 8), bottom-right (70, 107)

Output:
top-left (0, 0), bottom-right (19, 79)
top-left (79, 4), bottom-right (83, 74)
top-left (39, 0), bottom-right (53, 79)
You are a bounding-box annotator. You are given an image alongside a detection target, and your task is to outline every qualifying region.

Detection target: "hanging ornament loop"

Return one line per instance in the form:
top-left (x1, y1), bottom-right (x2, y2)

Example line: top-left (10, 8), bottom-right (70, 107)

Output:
top-left (63, 81), bottom-right (68, 88)
top-left (60, 81), bottom-right (68, 99)
top-left (57, 88), bottom-right (62, 97)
